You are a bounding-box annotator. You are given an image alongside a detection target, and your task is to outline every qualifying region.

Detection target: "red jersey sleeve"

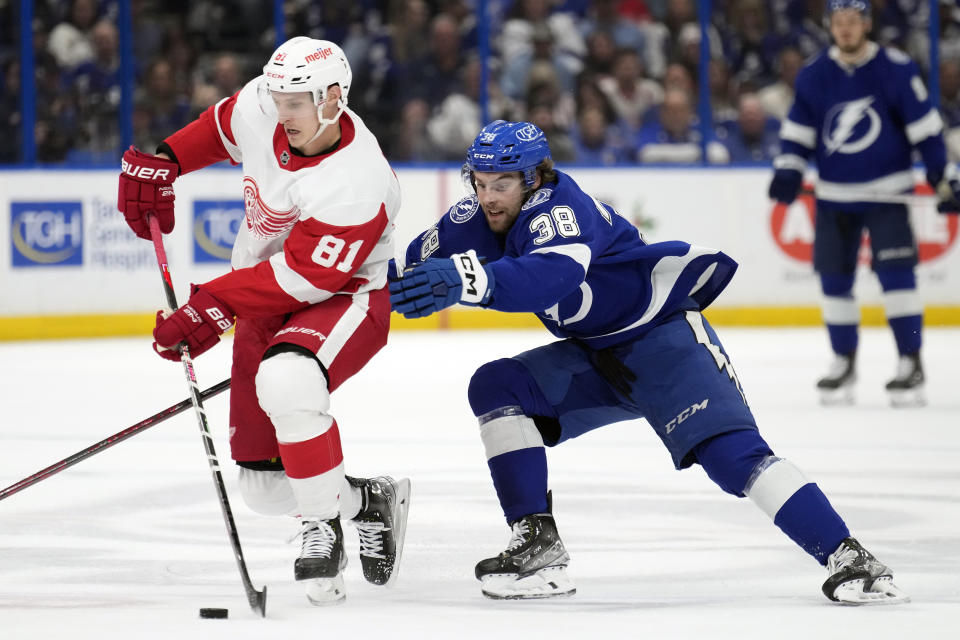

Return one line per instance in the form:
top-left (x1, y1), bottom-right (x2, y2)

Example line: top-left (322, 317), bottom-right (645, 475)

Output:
top-left (164, 93), bottom-right (240, 175)
top-left (202, 204), bottom-right (390, 317)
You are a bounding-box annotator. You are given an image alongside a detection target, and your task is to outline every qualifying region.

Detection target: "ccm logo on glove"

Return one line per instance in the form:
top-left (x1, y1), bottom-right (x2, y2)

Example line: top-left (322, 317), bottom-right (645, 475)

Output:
top-left (455, 252), bottom-right (485, 303)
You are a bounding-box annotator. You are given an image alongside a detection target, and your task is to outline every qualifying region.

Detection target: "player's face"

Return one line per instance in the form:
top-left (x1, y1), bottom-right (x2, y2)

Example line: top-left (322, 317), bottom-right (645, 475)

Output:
top-left (271, 91), bottom-right (320, 147)
top-left (473, 171), bottom-right (530, 234)
top-left (830, 10), bottom-right (871, 54)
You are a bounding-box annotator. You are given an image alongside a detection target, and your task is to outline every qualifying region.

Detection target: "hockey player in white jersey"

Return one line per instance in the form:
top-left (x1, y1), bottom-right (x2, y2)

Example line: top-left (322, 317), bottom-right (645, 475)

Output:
top-left (768, 0), bottom-right (960, 407)
top-left (117, 37), bottom-right (410, 605)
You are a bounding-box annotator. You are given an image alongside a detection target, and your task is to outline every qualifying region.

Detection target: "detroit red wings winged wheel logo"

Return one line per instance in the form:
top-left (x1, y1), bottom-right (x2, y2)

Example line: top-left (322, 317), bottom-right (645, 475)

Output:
top-left (242, 176), bottom-right (301, 238)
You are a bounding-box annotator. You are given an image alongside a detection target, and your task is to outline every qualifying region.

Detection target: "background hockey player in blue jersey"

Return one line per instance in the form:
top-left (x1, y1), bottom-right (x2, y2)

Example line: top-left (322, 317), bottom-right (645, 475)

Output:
top-left (768, 0), bottom-right (960, 407)
top-left (389, 119), bottom-right (908, 605)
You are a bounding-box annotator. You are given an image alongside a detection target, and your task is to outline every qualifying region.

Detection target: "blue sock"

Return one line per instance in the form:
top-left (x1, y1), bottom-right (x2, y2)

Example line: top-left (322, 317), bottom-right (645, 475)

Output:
top-left (773, 484), bottom-right (850, 565)
top-left (888, 314), bottom-right (922, 355)
top-left (826, 324), bottom-right (858, 355)
top-left (487, 448), bottom-right (548, 523)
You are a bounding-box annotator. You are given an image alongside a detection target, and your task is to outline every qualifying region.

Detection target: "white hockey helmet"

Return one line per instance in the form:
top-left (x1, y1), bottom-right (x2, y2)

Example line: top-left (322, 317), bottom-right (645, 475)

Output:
top-left (261, 36), bottom-right (352, 139)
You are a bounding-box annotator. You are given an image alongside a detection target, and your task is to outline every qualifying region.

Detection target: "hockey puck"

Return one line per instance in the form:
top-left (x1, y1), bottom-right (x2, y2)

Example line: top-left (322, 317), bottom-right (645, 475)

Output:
top-left (199, 608), bottom-right (229, 619)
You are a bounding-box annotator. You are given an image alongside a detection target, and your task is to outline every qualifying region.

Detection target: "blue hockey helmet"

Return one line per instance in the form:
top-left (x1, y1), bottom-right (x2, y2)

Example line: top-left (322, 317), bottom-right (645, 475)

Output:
top-left (826, 0), bottom-right (870, 16)
top-left (463, 120), bottom-right (552, 188)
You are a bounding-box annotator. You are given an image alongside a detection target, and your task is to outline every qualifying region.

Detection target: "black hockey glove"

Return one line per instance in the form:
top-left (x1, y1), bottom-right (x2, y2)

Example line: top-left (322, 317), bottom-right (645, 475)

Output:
top-left (931, 169), bottom-right (960, 215)
top-left (768, 168), bottom-right (803, 204)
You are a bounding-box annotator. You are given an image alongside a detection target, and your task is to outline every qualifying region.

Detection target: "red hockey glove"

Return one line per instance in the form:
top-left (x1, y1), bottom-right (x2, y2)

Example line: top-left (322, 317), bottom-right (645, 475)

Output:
top-left (118, 146), bottom-right (178, 239)
top-left (153, 286), bottom-right (235, 361)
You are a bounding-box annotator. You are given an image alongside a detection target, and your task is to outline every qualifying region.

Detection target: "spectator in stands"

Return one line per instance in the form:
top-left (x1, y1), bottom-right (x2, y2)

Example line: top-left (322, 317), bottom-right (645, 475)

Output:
top-left (500, 0), bottom-right (587, 63)
top-left (192, 53), bottom-right (244, 113)
top-left (528, 101), bottom-right (576, 162)
top-left (780, 0), bottom-right (831, 59)
top-left (941, 58), bottom-right (960, 128)
top-left (579, 0), bottom-right (647, 52)
top-left (0, 58), bottom-right (20, 162)
top-left (722, 0), bottom-right (780, 86)
top-left (133, 58), bottom-right (192, 154)
top-left (675, 21), bottom-right (724, 75)
top-left (184, 0), bottom-right (271, 54)
top-left (389, 98), bottom-right (437, 161)
top-left (47, 0), bottom-right (98, 70)
top-left (758, 45), bottom-right (803, 120)
top-left (64, 19), bottom-right (122, 161)
top-left (387, 0), bottom-right (433, 66)
top-left (526, 62), bottom-right (577, 131)
top-left (581, 29), bottom-right (618, 80)
top-left (428, 55), bottom-right (517, 161)
top-left (718, 92), bottom-right (780, 162)
top-left (709, 58), bottom-right (737, 124)
top-left (941, 57), bottom-right (960, 162)
top-left (643, 0), bottom-right (698, 80)
top-left (662, 61), bottom-right (695, 94)
top-left (598, 47), bottom-right (663, 134)
top-left (571, 103), bottom-right (627, 165)
top-left (503, 23), bottom-right (581, 102)
top-left (400, 13), bottom-right (465, 112)
top-left (635, 87), bottom-right (729, 164)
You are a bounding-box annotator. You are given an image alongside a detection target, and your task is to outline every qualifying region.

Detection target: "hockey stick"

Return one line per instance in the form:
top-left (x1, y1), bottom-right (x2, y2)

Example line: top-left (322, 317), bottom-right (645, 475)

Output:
top-left (0, 378), bottom-right (230, 503)
top-left (800, 188), bottom-right (937, 206)
top-left (148, 215), bottom-right (267, 617)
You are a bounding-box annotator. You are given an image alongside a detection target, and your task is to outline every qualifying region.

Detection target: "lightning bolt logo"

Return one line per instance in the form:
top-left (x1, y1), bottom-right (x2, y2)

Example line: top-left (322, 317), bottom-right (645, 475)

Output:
top-left (823, 96), bottom-right (882, 155)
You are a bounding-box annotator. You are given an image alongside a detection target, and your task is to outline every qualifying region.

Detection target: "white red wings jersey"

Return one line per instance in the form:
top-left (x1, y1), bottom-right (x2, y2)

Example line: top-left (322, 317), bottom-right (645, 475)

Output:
top-left (165, 77), bottom-right (401, 318)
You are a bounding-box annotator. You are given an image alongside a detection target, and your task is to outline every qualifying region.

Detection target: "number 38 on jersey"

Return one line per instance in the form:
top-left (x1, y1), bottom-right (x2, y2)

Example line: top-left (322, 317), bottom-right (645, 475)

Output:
top-left (529, 206), bottom-right (581, 245)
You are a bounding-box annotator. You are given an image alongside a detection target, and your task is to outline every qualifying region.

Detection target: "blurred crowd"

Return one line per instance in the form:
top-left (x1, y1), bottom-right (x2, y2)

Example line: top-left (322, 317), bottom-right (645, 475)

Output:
top-left (1, 0), bottom-right (959, 165)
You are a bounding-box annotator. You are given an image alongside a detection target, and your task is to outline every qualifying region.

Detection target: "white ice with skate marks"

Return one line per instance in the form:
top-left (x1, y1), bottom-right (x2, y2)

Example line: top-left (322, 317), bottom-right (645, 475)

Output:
top-left (0, 328), bottom-right (958, 638)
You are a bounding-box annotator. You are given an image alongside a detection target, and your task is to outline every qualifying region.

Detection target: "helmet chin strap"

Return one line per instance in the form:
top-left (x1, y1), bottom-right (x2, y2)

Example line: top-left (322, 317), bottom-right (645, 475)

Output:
top-left (303, 97), bottom-right (346, 147)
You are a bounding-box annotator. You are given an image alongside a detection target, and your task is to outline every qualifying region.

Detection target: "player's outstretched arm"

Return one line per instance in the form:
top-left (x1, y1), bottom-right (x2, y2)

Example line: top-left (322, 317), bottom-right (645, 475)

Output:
top-left (389, 250), bottom-right (493, 318)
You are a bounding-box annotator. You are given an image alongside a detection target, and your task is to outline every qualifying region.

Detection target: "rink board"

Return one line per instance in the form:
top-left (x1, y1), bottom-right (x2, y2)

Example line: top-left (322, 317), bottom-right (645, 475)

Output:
top-left (1, 167), bottom-right (958, 340)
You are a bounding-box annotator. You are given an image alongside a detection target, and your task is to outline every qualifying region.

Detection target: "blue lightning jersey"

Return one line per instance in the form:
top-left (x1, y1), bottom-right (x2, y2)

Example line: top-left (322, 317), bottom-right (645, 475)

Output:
top-left (775, 43), bottom-right (948, 209)
top-left (399, 171), bottom-right (738, 348)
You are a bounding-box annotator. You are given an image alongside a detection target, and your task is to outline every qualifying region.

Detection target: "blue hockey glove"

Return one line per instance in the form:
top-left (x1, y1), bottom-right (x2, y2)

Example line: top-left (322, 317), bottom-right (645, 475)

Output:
top-left (768, 168), bottom-right (803, 204)
top-left (389, 249), bottom-right (494, 318)
top-left (931, 168), bottom-right (960, 214)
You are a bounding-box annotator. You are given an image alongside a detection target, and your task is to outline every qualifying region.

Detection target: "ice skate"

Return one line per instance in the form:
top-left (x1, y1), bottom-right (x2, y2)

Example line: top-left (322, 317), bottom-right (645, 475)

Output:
top-left (346, 475), bottom-right (411, 586)
top-left (292, 517), bottom-right (346, 605)
top-left (475, 500), bottom-right (575, 599)
top-left (822, 537), bottom-right (909, 605)
top-left (816, 352), bottom-right (856, 406)
top-left (885, 353), bottom-right (925, 408)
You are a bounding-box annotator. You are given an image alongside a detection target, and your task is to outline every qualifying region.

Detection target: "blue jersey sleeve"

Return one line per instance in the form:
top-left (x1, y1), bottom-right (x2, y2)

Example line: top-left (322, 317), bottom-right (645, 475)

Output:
top-left (886, 50), bottom-right (948, 182)
top-left (778, 63), bottom-right (819, 166)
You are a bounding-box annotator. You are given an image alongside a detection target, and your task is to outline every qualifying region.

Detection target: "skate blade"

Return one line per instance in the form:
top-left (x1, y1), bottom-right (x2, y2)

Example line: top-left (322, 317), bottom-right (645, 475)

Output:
top-left (819, 387), bottom-right (855, 407)
top-left (833, 576), bottom-right (910, 606)
top-left (480, 565), bottom-right (576, 600)
top-left (888, 388), bottom-right (926, 408)
top-left (383, 477), bottom-right (411, 587)
top-left (304, 574), bottom-right (346, 606)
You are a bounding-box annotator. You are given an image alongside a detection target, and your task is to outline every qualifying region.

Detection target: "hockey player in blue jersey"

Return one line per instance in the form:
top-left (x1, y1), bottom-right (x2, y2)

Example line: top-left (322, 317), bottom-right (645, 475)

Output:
top-left (768, 0), bottom-right (960, 407)
top-left (389, 119), bottom-right (908, 604)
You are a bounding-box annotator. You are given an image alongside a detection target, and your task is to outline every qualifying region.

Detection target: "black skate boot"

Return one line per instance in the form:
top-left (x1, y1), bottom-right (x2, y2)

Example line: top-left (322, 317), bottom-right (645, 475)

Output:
top-left (474, 495), bottom-right (575, 599)
top-left (346, 475), bottom-right (411, 586)
top-left (822, 537), bottom-right (909, 605)
top-left (816, 351), bottom-right (856, 406)
top-left (884, 352), bottom-right (925, 408)
top-left (292, 517), bottom-right (346, 605)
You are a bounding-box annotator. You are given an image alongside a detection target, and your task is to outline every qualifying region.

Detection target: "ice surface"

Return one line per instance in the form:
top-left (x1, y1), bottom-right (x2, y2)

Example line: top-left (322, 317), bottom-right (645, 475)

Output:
top-left (1, 327), bottom-right (957, 638)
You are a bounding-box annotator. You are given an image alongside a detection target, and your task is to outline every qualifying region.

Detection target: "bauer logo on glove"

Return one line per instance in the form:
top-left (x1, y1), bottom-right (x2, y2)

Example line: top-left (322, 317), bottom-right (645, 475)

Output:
top-left (152, 286), bottom-right (235, 361)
